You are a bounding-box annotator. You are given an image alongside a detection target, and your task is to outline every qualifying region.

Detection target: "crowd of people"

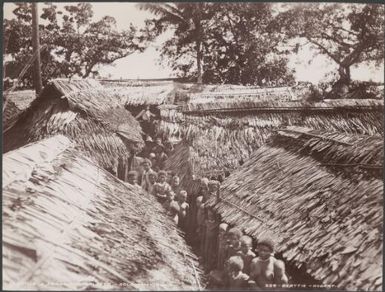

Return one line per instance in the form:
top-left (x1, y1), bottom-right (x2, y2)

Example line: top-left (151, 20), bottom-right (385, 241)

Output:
top-left (126, 107), bottom-right (289, 289)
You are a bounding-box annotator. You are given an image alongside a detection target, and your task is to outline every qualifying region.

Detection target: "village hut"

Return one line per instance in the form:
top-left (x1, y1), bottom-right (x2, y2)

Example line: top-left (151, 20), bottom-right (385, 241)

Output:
top-left (3, 79), bottom-right (144, 174)
top-left (162, 98), bottom-right (383, 183)
top-left (206, 126), bottom-right (383, 291)
top-left (3, 135), bottom-right (203, 290)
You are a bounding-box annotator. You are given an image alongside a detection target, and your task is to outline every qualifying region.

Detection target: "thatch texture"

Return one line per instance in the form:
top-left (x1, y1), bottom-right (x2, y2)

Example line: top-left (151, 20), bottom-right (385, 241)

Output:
top-left (160, 101), bottom-right (383, 179)
top-left (3, 90), bottom-right (37, 132)
top-left (98, 80), bottom-right (175, 106)
top-left (4, 79), bottom-right (143, 171)
top-left (3, 135), bottom-right (202, 290)
top-left (207, 128), bottom-right (383, 291)
top-left (182, 98), bottom-right (384, 113)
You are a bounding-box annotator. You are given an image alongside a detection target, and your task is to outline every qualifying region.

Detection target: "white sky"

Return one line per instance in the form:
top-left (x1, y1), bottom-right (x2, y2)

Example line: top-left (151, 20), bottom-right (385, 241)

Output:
top-left (3, 2), bottom-right (384, 83)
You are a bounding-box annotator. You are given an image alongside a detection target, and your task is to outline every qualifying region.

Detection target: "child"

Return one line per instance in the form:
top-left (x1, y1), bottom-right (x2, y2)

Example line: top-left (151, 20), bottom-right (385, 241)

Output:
top-left (226, 256), bottom-right (250, 289)
top-left (152, 170), bottom-right (171, 203)
top-left (171, 175), bottom-right (181, 195)
top-left (226, 228), bottom-right (243, 259)
top-left (140, 159), bottom-right (156, 192)
top-left (147, 172), bottom-right (157, 195)
top-left (177, 190), bottom-right (189, 230)
top-left (162, 189), bottom-right (176, 211)
top-left (237, 235), bottom-right (256, 275)
top-left (168, 200), bottom-right (180, 225)
top-left (207, 180), bottom-right (220, 202)
top-left (249, 236), bottom-right (288, 289)
top-left (204, 208), bottom-right (218, 270)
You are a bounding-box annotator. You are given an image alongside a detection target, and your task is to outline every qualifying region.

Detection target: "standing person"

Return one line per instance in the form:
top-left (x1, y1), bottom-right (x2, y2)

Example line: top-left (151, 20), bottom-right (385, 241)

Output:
top-left (170, 175), bottom-right (182, 195)
top-left (177, 190), bottom-right (189, 230)
top-left (249, 237), bottom-right (288, 289)
top-left (152, 170), bottom-right (171, 203)
top-left (236, 235), bottom-right (256, 275)
top-left (140, 159), bottom-right (156, 192)
top-left (226, 228), bottom-right (243, 259)
top-left (135, 105), bottom-right (156, 136)
top-left (146, 172), bottom-right (157, 195)
top-left (128, 144), bottom-right (144, 184)
top-left (227, 256), bottom-right (250, 289)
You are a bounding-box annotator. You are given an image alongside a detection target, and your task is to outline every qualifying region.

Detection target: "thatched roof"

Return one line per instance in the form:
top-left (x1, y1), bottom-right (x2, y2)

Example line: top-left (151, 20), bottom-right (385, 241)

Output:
top-left (207, 128), bottom-right (383, 291)
top-left (3, 90), bottom-right (37, 132)
top-left (98, 80), bottom-right (175, 106)
top-left (4, 79), bottom-right (143, 171)
top-left (3, 135), bottom-right (202, 290)
top-left (181, 98), bottom-right (384, 113)
top-left (161, 100), bottom-right (383, 180)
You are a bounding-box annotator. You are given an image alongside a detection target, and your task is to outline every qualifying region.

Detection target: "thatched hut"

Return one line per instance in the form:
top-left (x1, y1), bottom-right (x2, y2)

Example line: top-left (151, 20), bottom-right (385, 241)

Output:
top-left (206, 127), bottom-right (383, 291)
top-left (3, 79), bottom-right (144, 173)
top-left (162, 99), bottom-right (383, 181)
top-left (3, 135), bottom-right (203, 290)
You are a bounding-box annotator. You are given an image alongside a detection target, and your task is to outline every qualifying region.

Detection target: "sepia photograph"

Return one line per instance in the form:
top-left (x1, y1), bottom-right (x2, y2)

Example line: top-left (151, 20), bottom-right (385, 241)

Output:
top-left (2, 2), bottom-right (384, 291)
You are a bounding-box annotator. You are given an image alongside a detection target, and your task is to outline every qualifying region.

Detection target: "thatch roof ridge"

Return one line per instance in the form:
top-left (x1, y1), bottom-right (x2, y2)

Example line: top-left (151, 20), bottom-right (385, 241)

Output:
top-left (4, 85), bottom-right (143, 171)
top-left (48, 78), bottom-right (103, 96)
top-left (273, 127), bottom-right (383, 178)
top-left (208, 133), bottom-right (383, 290)
top-left (3, 135), bottom-right (202, 290)
top-left (182, 99), bottom-right (384, 113)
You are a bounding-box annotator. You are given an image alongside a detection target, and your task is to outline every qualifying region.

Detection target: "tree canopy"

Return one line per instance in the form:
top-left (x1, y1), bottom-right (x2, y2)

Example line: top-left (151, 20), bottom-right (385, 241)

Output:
top-left (4, 3), bottom-right (145, 87)
top-left (140, 3), bottom-right (295, 86)
top-left (275, 3), bottom-right (384, 93)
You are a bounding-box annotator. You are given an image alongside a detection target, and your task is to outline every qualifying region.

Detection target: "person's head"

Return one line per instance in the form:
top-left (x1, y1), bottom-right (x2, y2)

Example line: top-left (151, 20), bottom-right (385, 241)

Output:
top-left (227, 256), bottom-right (244, 277)
top-left (166, 190), bottom-right (175, 201)
top-left (155, 138), bottom-right (162, 145)
top-left (257, 237), bottom-right (275, 260)
top-left (149, 152), bottom-right (156, 160)
top-left (208, 180), bottom-right (220, 193)
top-left (178, 190), bottom-right (187, 202)
top-left (158, 170), bottom-right (167, 183)
top-left (196, 196), bottom-right (203, 207)
top-left (219, 223), bottom-right (229, 238)
top-left (227, 228), bottom-right (242, 248)
top-left (141, 159), bottom-right (152, 171)
top-left (148, 172), bottom-right (157, 184)
top-left (240, 235), bottom-right (253, 254)
top-left (172, 175), bottom-right (180, 187)
top-left (127, 171), bottom-right (138, 185)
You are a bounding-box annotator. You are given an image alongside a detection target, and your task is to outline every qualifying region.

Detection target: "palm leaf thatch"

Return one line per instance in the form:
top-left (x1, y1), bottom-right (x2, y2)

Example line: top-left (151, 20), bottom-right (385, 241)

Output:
top-left (101, 84), bottom-right (175, 106)
top-left (3, 90), bottom-right (37, 132)
top-left (159, 99), bottom-right (383, 177)
top-left (3, 135), bottom-right (203, 290)
top-left (4, 79), bottom-right (144, 172)
top-left (207, 128), bottom-right (383, 291)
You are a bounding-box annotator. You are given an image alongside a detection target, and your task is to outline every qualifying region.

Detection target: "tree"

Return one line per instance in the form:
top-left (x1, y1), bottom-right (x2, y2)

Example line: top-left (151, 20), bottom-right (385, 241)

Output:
top-left (140, 3), bottom-right (294, 85)
top-left (4, 3), bottom-right (146, 87)
top-left (138, 3), bottom-right (215, 84)
top-left (201, 3), bottom-right (294, 85)
top-left (275, 3), bottom-right (384, 94)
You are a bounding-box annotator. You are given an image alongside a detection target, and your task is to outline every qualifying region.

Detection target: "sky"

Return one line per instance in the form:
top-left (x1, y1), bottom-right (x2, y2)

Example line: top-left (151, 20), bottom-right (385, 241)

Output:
top-left (3, 2), bottom-right (384, 83)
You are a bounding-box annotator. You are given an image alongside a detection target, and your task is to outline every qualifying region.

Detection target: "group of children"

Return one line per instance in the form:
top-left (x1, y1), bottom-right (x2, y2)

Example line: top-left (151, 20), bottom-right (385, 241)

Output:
top-left (186, 177), bottom-right (289, 290)
top-left (208, 227), bottom-right (289, 289)
top-left (125, 137), bottom-right (189, 228)
top-left (125, 136), bottom-right (289, 290)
